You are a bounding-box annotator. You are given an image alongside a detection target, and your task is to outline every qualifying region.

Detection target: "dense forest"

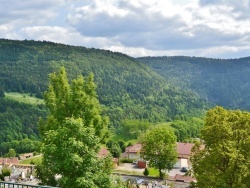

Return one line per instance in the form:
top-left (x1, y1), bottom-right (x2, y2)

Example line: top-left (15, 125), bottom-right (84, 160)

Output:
top-left (138, 56), bottom-right (250, 110)
top-left (0, 39), bottom-right (211, 154)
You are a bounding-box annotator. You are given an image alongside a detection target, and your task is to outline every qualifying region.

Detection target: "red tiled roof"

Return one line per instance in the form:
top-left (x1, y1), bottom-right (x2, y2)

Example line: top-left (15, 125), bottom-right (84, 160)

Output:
top-left (125, 143), bottom-right (142, 153)
top-left (98, 147), bottom-right (109, 158)
top-left (0, 157), bottom-right (19, 164)
top-left (177, 142), bottom-right (195, 156)
top-left (125, 142), bottom-right (204, 156)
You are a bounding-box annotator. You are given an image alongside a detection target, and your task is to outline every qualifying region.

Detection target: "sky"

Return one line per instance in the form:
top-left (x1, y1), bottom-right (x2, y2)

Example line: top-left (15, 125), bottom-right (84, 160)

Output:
top-left (0, 0), bottom-right (250, 58)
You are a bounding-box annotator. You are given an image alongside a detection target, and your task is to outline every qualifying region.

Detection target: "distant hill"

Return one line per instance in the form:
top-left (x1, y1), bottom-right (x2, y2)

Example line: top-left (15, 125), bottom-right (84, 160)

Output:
top-left (137, 56), bottom-right (250, 110)
top-left (0, 39), bottom-right (209, 131)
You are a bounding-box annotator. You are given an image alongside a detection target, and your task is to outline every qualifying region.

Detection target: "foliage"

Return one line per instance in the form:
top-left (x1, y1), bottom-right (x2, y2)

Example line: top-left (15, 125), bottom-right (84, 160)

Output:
top-left (0, 96), bottom-right (46, 155)
top-left (141, 126), bottom-right (177, 179)
top-left (118, 119), bottom-right (153, 139)
top-left (0, 173), bottom-right (4, 181)
top-left (118, 140), bottom-right (126, 152)
top-left (170, 117), bottom-right (204, 142)
top-left (0, 39), bottom-right (209, 131)
top-left (138, 56), bottom-right (250, 111)
top-left (6, 148), bottom-right (16, 157)
top-left (0, 98), bottom-right (47, 143)
top-left (119, 158), bottom-right (134, 163)
top-left (143, 167), bottom-right (149, 176)
top-left (106, 140), bottom-right (122, 158)
top-left (37, 67), bottom-right (112, 188)
top-left (191, 106), bottom-right (250, 188)
top-left (1, 167), bottom-right (11, 176)
top-left (0, 138), bottom-right (41, 155)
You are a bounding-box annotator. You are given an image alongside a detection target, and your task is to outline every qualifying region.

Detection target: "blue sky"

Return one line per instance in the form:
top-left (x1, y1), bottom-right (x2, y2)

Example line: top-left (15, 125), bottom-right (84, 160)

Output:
top-left (1, 0), bottom-right (250, 58)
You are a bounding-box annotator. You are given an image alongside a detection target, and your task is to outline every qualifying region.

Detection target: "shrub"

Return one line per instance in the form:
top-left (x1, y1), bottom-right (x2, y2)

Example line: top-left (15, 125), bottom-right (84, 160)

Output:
top-left (119, 158), bottom-right (134, 163)
top-left (2, 167), bottom-right (11, 176)
top-left (143, 168), bottom-right (149, 176)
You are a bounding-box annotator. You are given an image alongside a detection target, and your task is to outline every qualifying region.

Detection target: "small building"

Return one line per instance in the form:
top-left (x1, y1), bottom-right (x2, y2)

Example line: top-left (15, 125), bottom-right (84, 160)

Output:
top-left (125, 143), bottom-right (142, 159)
top-left (19, 153), bottom-right (33, 160)
top-left (137, 160), bottom-right (147, 168)
top-left (0, 157), bottom-right (19, 165)
top-left (175, 142), bottom-right (204, 168)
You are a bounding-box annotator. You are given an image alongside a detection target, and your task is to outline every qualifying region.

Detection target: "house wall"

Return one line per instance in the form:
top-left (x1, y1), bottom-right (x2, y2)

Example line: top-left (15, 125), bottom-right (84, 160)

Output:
top-left (174, 158), bottom-right (188, 168)
top-left (127, 153), bottom-right (140, 159)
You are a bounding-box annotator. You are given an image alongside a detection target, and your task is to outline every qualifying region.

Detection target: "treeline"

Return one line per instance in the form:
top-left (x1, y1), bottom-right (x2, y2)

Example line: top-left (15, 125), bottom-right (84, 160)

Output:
top-left (138, 56), bottom-right (250, 110)
top-left (0, 138), bottom-right (41, 155)
top-left (117, 117), bottom-right (204, 142)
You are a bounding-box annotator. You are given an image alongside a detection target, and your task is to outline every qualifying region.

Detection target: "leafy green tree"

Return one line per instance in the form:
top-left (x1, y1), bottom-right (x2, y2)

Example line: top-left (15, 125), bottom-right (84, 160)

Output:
top-left (141, 126), bottom-right (177, 179)
top-left (37, 67), bottom-right (112, 188)
top-left (191, 106), bottom-right (250, 188)
top-left (106, 140), bottom-right (122, 158)
top-left (6, 148), bottom-right (16, 158)
top-left (118, 140), bottom-right (126, 152)
top-left (120, 119), bottom-right (152, 139)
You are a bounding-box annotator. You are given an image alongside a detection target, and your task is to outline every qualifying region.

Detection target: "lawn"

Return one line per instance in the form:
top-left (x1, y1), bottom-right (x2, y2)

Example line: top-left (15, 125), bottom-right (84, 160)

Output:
top-left (148, 168), bottom-right (160, 177)
top-left (110, 133), bottom-right (138, 145)
top-left (5, 92), bottom-right (44, 105)
top-left (19, 155), bottom-right (42, 165)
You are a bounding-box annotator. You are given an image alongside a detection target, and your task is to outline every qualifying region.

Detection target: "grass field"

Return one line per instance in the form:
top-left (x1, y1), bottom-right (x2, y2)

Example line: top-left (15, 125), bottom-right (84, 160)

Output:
top-left (111, 134), bottom-right (138, 145)
top-left (5, 92), bottom-right (44, 105)
top-left (19, 155), bottom-right (42, 165)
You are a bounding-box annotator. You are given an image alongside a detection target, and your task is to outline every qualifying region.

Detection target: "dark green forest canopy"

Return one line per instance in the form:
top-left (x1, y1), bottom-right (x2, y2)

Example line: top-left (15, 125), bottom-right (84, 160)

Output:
top-left (137, 56), bottom-right (250, 110)
top-left (0, 39), bottom-right (209, 126)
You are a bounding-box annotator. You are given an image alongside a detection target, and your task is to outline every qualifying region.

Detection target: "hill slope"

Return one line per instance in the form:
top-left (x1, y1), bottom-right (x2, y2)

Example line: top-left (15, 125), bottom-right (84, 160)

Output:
top-left (0, 39), bottom-right (209, 129)
top-left (137, 56), bottom-right (250, 110)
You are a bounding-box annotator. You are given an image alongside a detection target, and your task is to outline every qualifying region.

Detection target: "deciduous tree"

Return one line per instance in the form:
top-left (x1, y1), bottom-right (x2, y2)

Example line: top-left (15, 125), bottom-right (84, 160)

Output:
top-left (191, 106), bottom-right (250, 188)
top-left (141, 126), bottom-right (177, 179)
top-left (37, 67), bottom-right (112, 188)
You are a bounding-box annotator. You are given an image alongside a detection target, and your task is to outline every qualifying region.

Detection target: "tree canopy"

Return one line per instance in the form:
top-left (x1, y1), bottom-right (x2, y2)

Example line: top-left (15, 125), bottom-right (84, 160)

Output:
top-left (191, 106), bottom-right (250, 188)
top-left (141, 126), bottom-right (177, 179)
top-left (37, 67), bottom-right (112, 188)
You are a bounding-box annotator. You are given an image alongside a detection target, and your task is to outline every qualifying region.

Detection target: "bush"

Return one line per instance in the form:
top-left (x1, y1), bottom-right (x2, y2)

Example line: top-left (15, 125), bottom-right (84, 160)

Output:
top-left (0, 173), bottom-right (4, 181)
top-left (2, 167), bottom-right (11, 176)
top-left (143, 168), bottom-right (149, 176)
top-left (119, 158), bottom-right (134, 163)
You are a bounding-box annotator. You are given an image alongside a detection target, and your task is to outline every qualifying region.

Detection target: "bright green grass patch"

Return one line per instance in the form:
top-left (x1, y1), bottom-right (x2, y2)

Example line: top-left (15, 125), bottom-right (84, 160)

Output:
top-left (5, 92), bottom-right (44, 105)
top-left (19, 155), bottom-right (42, 165)
top-left (155, 122), bottom-right (173, 129)
top-left (111, 134), bottom-right (138, 145)
top-left (148, 168), bottom-right (160, 177)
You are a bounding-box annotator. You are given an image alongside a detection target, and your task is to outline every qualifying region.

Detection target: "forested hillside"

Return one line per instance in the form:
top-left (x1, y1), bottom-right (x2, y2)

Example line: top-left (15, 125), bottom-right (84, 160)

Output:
top-left (138, 56), bottom-right (250, 110)
top-left (0, 95), bottom-right (46, 154)
top-left (0, 39), bottom-right (210, 150)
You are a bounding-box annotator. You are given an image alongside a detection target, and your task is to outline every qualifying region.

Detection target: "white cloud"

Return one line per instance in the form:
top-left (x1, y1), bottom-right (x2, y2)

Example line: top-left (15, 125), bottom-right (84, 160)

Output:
top-left (0, 0), bottom-right (249, 58)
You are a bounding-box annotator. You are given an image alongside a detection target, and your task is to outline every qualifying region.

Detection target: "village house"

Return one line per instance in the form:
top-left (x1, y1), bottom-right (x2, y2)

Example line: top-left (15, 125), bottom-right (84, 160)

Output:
top-left (124, 143), bottom-right (142, 159)
top-left (0, 157), bottom-right (19, 165)
top-left (174, 142), bottom-right (195, 168)
top-left (124, 142), bottom-right (204, 168)
top-left (19, 153), bottom-right (33, 160)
